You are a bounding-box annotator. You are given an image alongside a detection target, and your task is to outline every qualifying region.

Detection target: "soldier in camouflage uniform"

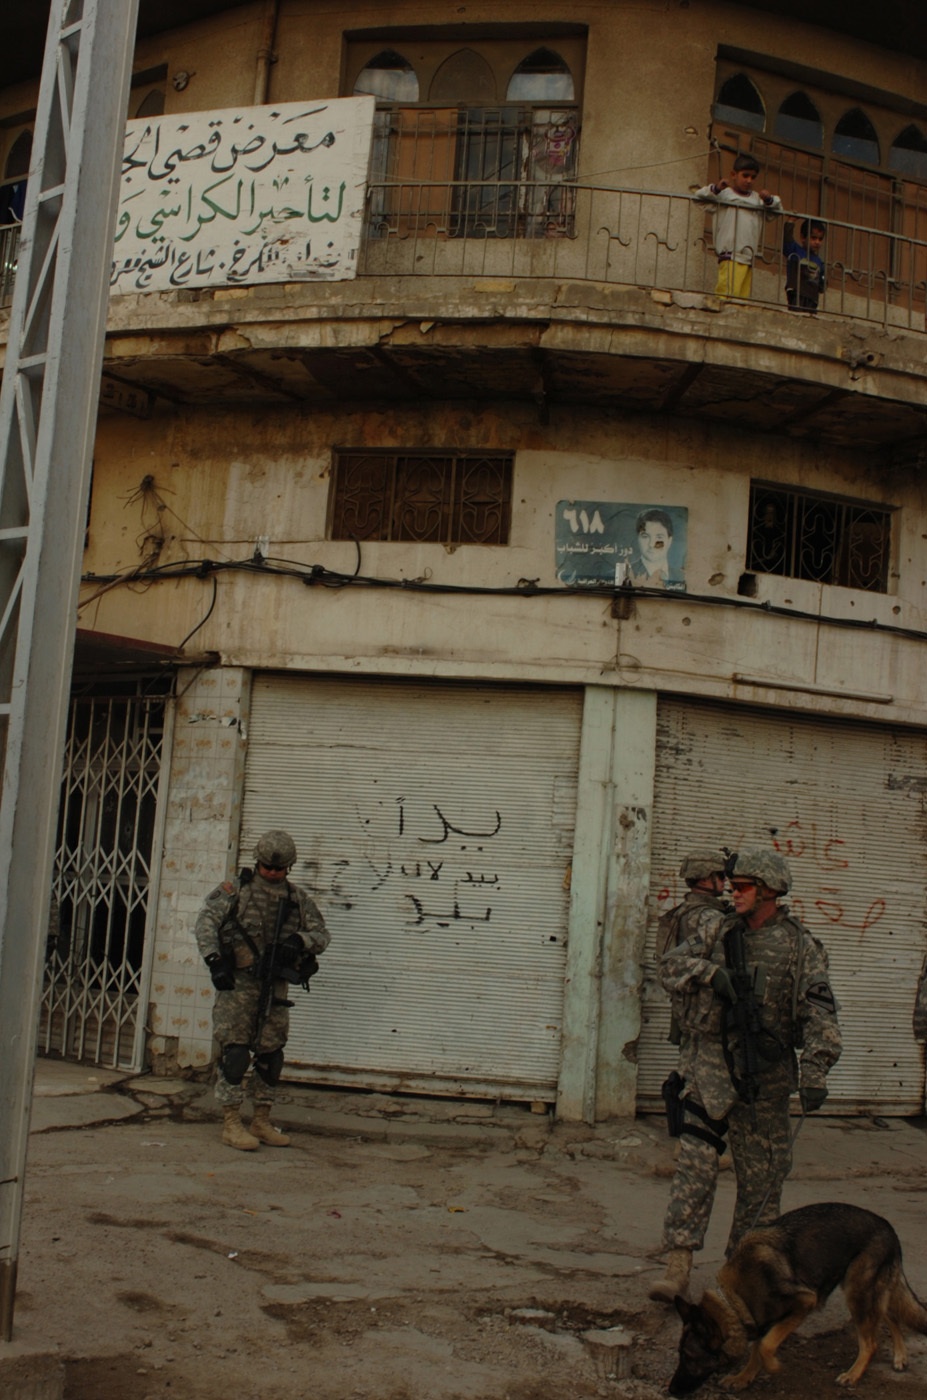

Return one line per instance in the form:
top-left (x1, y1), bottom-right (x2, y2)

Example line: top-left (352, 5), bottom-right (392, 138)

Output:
top-left (648, 849), bottom-right (730, 1302)
top-left (650, 849), bottom-right (841, 1302)
top-left (195, 829), bottom-right (330, 1151)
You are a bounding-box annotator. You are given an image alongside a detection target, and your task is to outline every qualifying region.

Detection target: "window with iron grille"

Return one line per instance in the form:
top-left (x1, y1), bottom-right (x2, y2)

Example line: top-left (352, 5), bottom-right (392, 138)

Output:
top-left (346, 35), bottom-right (583, 241)
top-left (329, 450), bottom-right (513, 545)
top-left (746, 481), bottom-right (892, 592)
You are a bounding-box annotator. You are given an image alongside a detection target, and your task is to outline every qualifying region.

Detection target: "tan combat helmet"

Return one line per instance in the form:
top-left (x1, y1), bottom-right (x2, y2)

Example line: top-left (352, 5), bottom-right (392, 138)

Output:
top-left (730, 849), bottom-right (791, 894)
top-left (254, 829), bottom-right (297, 868)
top-left (678, 849), bottom-right (727, 882)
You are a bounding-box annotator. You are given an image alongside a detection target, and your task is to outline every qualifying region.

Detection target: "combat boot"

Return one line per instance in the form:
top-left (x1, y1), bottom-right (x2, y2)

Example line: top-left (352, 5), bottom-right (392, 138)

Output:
top-left (249, 1105), bottom-right (291, 1147)
top-left (648, 1247), bottom-right (692, 1303)
top-left (221, 1106), bottom-right (260, 1151)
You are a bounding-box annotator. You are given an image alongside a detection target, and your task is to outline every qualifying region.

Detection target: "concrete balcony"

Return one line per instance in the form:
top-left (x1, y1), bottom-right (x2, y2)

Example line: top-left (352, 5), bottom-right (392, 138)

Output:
top-left (4, 186), bottom-right (927, 454)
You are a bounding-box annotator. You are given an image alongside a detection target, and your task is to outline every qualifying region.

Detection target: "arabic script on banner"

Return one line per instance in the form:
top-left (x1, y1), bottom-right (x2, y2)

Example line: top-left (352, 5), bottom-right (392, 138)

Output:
top-left (112, 96), bottom-right (375, 293)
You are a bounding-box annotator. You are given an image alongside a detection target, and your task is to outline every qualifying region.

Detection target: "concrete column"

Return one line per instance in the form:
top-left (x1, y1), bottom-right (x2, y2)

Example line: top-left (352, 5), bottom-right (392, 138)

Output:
top-left (557, 686), bottom-right (657, 1122)
top-left (148, 667), bottom-right (251, 1073)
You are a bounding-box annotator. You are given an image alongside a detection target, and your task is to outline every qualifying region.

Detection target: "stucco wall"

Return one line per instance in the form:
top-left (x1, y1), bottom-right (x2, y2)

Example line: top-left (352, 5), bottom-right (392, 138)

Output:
top-left (79, 396), bottom-right (927, 727)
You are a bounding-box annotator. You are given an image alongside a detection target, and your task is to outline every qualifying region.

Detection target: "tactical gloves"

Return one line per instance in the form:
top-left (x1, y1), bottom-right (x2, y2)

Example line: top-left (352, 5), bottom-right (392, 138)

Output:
top-left (799, 1084), bottom-right (828, 1113)
top-left (205, 951), bottom-right (236, 991)
top-left (711, 967), bottom-right (738, 1003)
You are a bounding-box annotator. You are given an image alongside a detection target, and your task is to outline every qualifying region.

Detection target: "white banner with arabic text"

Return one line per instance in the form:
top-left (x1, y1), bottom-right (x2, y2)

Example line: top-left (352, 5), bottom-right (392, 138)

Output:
top-left (112, 96), bottom-right (375, 294)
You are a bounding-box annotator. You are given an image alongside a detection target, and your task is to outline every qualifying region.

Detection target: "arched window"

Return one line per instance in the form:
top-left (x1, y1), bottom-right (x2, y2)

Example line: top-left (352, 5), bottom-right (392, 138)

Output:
top-left (774, 91), bottom-right (822, 148)
top-left (0, 130), bottom-right (31, 225)
top-left (506, 48), bottom-right (574, 102)
top-left (713, 73), bottom-right (765, 131)
top-left (429, 49), bottom-right (496, 103)
top-left (889, 124), bottom-right (927, 180)
top-left (833, 108), bottom-right (879, 165)
top-left (135, 89), bottom-right (165, 119)
top-left (354, 50), bottom-right (419, 103)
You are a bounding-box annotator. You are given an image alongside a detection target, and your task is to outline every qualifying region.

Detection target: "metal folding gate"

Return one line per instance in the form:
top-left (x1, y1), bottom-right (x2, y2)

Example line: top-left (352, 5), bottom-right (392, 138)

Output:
top-left (40, 677), bottom-right (171, 1069)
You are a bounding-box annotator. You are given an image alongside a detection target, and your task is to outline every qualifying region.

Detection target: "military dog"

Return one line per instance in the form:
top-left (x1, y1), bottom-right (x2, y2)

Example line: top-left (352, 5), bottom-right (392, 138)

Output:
top-left (669, 1203), bottom-right (927, 1394)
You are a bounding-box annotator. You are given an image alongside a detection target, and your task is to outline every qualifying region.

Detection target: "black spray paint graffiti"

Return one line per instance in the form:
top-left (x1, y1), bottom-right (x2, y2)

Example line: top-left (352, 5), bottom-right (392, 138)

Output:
top-left (331, 796), bottom-right (506, 930)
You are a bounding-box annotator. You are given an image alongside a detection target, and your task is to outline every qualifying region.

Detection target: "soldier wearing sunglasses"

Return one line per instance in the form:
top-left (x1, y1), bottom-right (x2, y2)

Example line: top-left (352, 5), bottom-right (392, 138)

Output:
top-left (195, 829), bottom-right (330, 1151)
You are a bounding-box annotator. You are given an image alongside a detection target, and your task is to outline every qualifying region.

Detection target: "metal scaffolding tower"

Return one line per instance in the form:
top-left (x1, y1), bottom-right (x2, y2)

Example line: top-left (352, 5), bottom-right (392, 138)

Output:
top-left (0, 0), bottom-right (139, 1340)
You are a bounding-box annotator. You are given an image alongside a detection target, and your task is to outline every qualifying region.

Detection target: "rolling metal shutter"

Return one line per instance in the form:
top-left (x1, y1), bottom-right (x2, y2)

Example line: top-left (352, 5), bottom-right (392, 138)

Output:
top-left (639, 698), bottom-right (927, 1114)
top-left (241, 673), bottom-right (582, 1101)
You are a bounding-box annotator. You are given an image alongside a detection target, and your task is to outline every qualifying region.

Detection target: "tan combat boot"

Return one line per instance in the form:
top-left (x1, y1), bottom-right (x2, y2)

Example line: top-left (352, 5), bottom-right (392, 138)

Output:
top-left (249, 1105), bottom-right (291, 1147)
top-left (221, 1106), bottom-right (260, 1151)
top-left (648, 1247), bottom-right (692, 1303)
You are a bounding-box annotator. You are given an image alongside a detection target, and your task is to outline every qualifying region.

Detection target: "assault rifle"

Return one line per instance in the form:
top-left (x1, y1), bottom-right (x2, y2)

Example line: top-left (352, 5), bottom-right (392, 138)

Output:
top-left (251, 890), bottom-right (295, 1051)
top-left (721, 918), bottom-right (764, 1120)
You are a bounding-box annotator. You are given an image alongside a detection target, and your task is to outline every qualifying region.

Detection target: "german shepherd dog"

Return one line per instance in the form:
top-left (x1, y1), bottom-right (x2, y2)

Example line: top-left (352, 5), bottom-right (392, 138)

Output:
top-left (669, 1203), bottom-right (927, 1394)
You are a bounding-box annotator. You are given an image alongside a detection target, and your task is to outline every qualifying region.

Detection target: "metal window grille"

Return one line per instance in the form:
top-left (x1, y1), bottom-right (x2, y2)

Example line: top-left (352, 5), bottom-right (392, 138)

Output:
top-left (746, 481), bottom-right (892, 592)
top-left (41, 678), bottom-right (170, 1068)
top-left (0, 223), bottom-right (19, 307)
top-left (367, 104), bottom-right (578, 242)
top-left (329, 450), bottom-right (513, 545)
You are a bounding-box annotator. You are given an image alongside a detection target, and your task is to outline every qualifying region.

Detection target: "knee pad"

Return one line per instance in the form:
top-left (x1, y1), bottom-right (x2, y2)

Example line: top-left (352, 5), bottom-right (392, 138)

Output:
top-left (221, 1042), bottom-right (251, 1086)
top-left (253, 1046), bottom-right (284, 1087)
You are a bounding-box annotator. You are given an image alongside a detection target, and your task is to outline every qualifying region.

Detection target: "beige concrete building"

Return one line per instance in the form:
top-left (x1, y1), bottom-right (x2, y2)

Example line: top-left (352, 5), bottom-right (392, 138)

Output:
top-left (3, 1), bottom-right (927, 1120)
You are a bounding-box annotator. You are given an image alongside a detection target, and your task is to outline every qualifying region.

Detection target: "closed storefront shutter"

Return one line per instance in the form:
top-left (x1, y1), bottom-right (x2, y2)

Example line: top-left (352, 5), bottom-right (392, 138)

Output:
top-left (639, 699), bottom-right (927, 1115)
top-left (241, 673), bottom-right (582, 1101)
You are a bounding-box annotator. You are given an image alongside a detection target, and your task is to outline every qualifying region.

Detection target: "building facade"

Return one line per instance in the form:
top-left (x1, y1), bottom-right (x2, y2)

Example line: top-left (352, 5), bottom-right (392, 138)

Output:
top-left (3, 0), bottom-right (927, 1120)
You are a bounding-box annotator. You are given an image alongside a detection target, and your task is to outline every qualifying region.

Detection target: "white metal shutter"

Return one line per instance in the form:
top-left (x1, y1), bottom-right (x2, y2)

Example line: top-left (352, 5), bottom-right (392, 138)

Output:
top-left (639, 699), bottom-right (927, 1114)
top-left (241, 674), bottom-right (581, 1101)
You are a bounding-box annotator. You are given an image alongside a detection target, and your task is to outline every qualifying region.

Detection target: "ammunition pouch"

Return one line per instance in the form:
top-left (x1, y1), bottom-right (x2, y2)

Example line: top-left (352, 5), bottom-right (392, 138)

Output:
top-left (218, 918), bottom-right (260, 970)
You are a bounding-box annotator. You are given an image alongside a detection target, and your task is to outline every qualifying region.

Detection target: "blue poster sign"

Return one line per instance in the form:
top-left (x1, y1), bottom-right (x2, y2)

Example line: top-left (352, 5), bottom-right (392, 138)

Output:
top-left (556, 500), bottom-right (688, 591)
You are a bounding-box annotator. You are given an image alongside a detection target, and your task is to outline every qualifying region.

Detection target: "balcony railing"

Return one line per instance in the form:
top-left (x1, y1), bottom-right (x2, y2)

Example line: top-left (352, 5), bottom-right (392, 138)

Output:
top-left (357, 182), bottom-right (927, 332)
top-left (3, 185), bottom-right (926, 334)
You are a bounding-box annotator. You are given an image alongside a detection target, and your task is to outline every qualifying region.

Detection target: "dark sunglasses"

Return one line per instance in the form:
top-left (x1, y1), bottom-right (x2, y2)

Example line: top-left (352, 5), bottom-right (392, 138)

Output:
top-left (259, 862), bottom-right (288, 873)
top-left (730, 879), bottom-right (757, 892)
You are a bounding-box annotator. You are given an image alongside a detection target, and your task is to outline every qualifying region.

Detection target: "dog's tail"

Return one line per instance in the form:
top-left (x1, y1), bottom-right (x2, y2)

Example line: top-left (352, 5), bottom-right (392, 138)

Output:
top-left (893, 1273), bottom-right (927, 1334)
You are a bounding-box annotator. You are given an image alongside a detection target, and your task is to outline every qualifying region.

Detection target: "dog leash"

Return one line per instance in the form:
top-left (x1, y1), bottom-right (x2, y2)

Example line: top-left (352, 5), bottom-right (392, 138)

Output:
top-left (745, 1110), bottom-right (807, 1232)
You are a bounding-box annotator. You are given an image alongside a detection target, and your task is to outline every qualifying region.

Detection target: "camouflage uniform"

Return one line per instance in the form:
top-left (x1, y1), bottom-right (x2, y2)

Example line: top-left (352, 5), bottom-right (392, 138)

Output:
top-left (660, 900), bottom-right (841, 1255)
top-left (656, 894), bottom-right (731, 1256)
top-left (194, 871), bottom-right (330, 1109)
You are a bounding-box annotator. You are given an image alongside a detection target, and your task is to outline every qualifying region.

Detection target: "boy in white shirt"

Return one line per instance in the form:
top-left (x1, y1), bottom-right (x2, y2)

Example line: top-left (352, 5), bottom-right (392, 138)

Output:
top-left (695, 153), bottom-right (782, 299)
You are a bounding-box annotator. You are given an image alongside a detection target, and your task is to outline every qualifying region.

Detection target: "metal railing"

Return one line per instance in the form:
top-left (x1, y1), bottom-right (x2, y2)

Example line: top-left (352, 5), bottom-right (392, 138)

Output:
top-left (358, 182), bottom-right (927, 332)
top-left (4, 184), bottom-right (926, 333)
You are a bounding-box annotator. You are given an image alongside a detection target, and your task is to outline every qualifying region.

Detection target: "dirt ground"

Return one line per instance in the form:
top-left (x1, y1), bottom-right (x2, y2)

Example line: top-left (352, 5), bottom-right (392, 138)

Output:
top-left (4, 1065), bottom-right (927, 1400)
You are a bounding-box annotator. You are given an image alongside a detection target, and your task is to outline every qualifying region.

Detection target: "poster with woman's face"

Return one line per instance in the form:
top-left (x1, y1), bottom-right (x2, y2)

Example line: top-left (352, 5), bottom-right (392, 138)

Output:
top-left (556, 501), bottom-right (688, 591)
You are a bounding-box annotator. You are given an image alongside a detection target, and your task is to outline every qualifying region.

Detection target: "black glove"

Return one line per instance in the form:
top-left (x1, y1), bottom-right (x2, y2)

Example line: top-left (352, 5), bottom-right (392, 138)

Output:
top-left (800, 1085), bottom-right (828, 1113)
top-left (205, 951), bottom-right (236, 991)
top-left (711, 967), bottom-right (738, 1003)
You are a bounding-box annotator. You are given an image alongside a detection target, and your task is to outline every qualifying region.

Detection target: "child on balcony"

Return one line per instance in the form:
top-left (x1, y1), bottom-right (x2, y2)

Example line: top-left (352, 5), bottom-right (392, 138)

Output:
top-left (783, 218), bottom-right (826, 311)
top-left (694, 153), bottom-right (782, 299)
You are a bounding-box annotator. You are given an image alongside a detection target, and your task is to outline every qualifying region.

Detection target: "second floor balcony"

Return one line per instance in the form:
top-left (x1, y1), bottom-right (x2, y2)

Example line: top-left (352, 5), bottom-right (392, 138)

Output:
top-left (4, 173), bottom-right (927, 458)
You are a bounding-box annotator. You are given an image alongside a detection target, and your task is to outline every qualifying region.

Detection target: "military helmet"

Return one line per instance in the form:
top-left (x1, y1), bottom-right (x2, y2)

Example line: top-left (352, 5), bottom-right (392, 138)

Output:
top-left (254, 829), bottom-right (297, 868)
top-left (731, 849), bottom-right (791, 894)
top-left (678, 849), bottom-right (727, 882)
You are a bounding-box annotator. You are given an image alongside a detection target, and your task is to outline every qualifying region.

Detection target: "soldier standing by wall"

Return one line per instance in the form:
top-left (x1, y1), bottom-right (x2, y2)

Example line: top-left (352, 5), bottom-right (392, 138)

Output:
top-left (195, 829), bottom-right (330, 1151)
top-left (648, 849), bottom-right (730, 1303)
top-left (649, 849), bottom-right (842, 1302)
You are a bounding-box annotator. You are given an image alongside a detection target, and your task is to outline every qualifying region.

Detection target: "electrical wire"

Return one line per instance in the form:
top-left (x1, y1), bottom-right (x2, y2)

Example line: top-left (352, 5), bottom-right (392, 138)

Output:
top-left (78, 554), bottom-right (927, 646)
